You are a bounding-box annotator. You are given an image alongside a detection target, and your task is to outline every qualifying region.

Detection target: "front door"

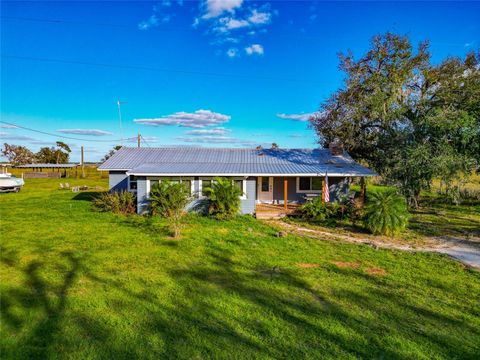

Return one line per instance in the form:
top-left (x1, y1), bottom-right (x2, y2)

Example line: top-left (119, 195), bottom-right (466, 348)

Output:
top-left (258, 176), bottom-right (273, 203)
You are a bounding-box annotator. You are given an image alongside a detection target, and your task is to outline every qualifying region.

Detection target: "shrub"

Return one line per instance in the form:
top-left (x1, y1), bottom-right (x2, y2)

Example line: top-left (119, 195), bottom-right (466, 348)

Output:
top-left (203, 177), bottom-right (243, 219)
top-left (149, 180), bottom-right (191, 237)
top-left (362, 190), bottom-right (410, 236)
top-left (93, 191), bottom-right (136, 215)
top-left (300, 197), bottom-right (333, 221)
top-left (300, 197), bottom-right (350, 222)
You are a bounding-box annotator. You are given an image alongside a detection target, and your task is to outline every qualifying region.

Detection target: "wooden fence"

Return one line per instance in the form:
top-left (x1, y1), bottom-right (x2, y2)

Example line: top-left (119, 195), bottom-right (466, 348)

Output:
top-left (23, 172), bottom-right (62, 179)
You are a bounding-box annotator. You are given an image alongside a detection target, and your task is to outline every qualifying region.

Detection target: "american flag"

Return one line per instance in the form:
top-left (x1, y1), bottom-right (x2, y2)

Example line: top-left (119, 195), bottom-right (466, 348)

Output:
top-left (323, 173), bottom-right (330, 202)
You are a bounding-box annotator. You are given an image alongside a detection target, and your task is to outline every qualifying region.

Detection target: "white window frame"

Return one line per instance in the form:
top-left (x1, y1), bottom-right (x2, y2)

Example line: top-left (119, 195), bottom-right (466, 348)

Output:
top-left (199, 177), bottom-right (247, 200)
top-left (296, 176), bottom-right (323, 193)
top-left (128, 175), bottom-right (138, 193)
top-left (146, 177), bottom-right (194, 199)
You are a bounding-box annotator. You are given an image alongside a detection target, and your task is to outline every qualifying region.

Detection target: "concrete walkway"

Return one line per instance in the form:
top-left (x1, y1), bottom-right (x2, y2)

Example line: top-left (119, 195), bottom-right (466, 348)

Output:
top-left (270, 221), bottom-right (480, 270)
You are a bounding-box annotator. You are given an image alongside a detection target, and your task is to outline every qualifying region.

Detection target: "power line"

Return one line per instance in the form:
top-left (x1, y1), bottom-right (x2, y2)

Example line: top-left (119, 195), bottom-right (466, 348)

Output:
top-left (140, 134), bottom-right (152, 148)
top-left (1, 54), bottom-right (322, 83)
top-left (0, 120), bottom-right (125, 143)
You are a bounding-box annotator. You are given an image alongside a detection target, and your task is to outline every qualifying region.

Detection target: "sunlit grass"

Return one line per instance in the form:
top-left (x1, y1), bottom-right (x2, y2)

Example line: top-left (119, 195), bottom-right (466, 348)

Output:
top-left (1, 178), bottom-right (479, 359)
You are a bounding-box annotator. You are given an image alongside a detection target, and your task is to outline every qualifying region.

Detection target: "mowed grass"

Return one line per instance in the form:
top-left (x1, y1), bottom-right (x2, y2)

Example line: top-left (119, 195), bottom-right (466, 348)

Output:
top-left (1, 178), bottom-right (480, 359)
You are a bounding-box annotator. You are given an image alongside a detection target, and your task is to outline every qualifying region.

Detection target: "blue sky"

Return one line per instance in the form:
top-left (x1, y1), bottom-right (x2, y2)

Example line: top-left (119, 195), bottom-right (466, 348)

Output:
top-left (1, 1), bottom-right (479, 162)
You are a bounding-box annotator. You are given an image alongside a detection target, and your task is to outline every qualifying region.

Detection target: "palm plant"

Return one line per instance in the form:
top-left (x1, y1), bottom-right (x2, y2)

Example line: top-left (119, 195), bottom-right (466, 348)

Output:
top-left (203, 177), bottom-right (243, 219)
top-left (362, 190), bottom-right (410, 236)
top-left (149, 180), bottom-right (191, 237)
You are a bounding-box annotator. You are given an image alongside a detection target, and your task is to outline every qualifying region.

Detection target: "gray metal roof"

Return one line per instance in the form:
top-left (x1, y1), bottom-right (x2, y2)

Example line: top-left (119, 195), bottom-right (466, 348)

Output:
top-left (15, 163), bottom-right (79, 168)
top-left (98, 147), bottom-right (376, 176)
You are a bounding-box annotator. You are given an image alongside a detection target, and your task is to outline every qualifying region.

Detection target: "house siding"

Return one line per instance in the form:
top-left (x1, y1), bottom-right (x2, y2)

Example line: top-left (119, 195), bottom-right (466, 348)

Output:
top-left (240, 177), bottom-right (256, 214)
top-left (272, 176), bottom-right (350, 204)
top-left (136, 177), bottom-right (257, 215)
top-left (137, 177), bottom-right (149, 214)
top-left (109, 171), bottom-right (128, 192)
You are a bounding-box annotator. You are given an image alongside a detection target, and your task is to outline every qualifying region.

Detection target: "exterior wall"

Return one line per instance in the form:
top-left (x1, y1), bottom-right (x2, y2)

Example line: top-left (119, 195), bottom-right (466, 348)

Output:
top-left (137, 177), bottom-right (149, 214)
top-left (272, 176), bottom-right (350, 204)
top-left (109, 171), bottom-right (128, 192)
top-left (240, 177), bottom-right (256, 214)
top-left (328, 177), bottom-right (351, 202)
top-left (273, 177), bottom-right (304, 203)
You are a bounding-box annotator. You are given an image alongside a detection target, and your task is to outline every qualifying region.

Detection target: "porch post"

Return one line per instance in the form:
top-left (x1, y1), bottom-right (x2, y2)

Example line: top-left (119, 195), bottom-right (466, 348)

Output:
top-left (284, 178), bottom-right (288, 210)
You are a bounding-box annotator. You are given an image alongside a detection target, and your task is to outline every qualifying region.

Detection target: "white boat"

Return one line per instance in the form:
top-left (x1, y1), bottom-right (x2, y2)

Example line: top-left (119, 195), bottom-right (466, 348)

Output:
top-left (0, 173), bottom-right (25, 192)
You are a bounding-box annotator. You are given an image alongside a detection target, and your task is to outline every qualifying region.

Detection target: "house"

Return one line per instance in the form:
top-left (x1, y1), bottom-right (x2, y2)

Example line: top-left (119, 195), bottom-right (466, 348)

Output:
top-left (98, 146), bottom-right (376, 216)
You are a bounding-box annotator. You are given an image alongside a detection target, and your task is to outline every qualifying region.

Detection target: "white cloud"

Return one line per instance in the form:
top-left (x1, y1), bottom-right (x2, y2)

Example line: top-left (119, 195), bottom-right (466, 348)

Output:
top-left (185, 127), bottom-right (230, 135)
top-left (201, 0), bottom-right (243, 19)
top-left (134, 109), bottom-right (231, 128)
top-left (245, 44), bottom-right (264, 55)
top-left (0, 131), bottom-right (8, 136)
top-left (226, 48), bottom-right (239, 58)
top-left (57, 129), bottom-right (113, 136)
top-left (216, 17), bottom-right (250, 32)
top-left (1, 134), bottom-right (37, 141)
top-left (248, 9), bottom-right (271, 25)
top-left (277, 112), bottom-right (318, 121)
top-left (138, 15), bottom-right (160, 30)
top-left (177, 135), bottom-right (255, 145)
top-left (0, 124), bottom-right (18, 129)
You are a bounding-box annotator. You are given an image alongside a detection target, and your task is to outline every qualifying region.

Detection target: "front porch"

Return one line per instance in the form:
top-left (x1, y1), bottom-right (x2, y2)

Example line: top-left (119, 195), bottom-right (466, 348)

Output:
top-left (255, 203), bottom-right (301, 219)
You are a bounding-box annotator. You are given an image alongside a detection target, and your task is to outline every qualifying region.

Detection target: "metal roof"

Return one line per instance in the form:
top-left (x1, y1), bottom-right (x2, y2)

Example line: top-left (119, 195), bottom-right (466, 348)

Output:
top-left (15, 163), bottom-right (79, 168)
top-left (98, 147), bottom-right (376, 176)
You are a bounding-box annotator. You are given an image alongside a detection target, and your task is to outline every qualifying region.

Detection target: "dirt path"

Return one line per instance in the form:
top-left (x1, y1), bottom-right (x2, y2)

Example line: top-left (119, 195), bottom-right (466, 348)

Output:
top-left (269, 220), bottom-right (480, 270)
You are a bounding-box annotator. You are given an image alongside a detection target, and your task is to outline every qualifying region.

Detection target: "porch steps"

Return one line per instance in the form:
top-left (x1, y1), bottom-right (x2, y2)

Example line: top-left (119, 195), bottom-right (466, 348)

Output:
top-left (255, 204), bottom-right (301, 219)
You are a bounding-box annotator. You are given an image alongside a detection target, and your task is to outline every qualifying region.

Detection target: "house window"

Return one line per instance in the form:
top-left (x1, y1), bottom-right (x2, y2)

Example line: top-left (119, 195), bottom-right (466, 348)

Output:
top-left (129, 176), bottom-right (138, 191)
top-left (148, 177), bottom-right (193, 197)
top-left (201, 179), bottom-right (212, 196)
top-left (261, 177), bottom-right (269, 192)
top-left (234, 179), bottom-right (243, 191)
top-left (297, 177), bottom-right (323, 193)
top-left (299, 177), bottom-right (310, 191)
top-left (200, 178), bottom-right (246, 199)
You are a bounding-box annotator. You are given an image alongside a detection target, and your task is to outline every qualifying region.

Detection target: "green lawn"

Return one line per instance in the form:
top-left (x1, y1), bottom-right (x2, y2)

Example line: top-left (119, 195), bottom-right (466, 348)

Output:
top-left (1, 178), bottom-right (480, 359)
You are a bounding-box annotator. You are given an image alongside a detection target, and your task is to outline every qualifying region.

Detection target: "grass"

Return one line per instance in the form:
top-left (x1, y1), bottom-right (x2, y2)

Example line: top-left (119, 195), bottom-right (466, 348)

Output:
top-left (1, 178), bottom-right (480, 359)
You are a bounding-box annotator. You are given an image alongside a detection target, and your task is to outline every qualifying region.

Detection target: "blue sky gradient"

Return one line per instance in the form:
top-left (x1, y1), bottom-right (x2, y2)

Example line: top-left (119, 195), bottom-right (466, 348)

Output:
top-left (1, 1), bottom-right (479, 161)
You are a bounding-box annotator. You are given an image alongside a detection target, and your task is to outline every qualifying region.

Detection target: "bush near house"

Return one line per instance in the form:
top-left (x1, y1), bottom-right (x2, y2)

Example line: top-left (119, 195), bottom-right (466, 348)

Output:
top-left (203, 177), bottom-right (243, 219)
top-left (300, 197), bottom-right (349, 222)
top-left (149, 180), bottom-right (191, 237)
top-left (92, 191), bottom-right (136, 215)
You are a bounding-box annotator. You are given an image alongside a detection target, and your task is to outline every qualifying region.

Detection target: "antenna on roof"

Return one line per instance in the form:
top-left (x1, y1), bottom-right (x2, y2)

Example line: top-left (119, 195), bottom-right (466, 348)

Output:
top-left (116, 100), bottom-right (127, 145)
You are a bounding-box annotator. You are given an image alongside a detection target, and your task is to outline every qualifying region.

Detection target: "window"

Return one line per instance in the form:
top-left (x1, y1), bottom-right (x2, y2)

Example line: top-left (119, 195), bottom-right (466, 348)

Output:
top-left (312, 177), bottom-right (322, 191)
top-left (147, 177), bottom-right (193, 197)
top-left (234, 179), bottom-right (243, 191)
top-left (200, 178), bottom-right (246, 199)
top-left (299, 177), bottom-right (310, 191)
top-left (129, 176), bottom-right (138, 191)
top-left (297, 177), bottom-right (323, 193)
top-left (261, 177), bottom-right (269, 192)
top-left (201, 179), bottom-right (212, 196)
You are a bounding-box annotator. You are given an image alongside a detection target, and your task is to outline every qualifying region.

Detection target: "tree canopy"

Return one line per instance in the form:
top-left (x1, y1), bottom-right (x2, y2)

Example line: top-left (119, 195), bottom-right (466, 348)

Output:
top-left (1, 144), bottom-right (37, 165)
top-left (311, 33), bottom-right (480, 206)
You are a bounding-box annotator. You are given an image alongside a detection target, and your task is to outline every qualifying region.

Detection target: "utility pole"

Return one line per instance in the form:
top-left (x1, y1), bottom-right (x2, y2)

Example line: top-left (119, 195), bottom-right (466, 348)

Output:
top-left (137, 132), bottom-right (141, 148)
top-left (81, 146), bottom-right (85, 178)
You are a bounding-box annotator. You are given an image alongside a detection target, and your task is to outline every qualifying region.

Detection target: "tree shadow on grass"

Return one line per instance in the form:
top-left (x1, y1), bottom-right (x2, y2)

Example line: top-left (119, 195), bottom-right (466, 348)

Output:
top-left (71, 191), bottom-right (102, 202)
top-left (1, 251), bottom-right (81, 358)
top-left (2, 243), bottom-right (480, 358)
